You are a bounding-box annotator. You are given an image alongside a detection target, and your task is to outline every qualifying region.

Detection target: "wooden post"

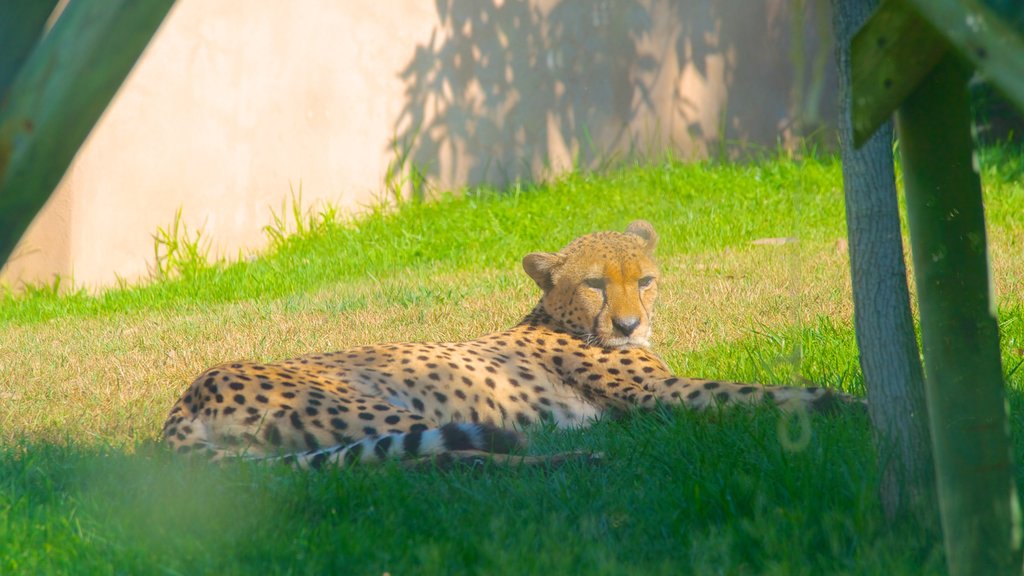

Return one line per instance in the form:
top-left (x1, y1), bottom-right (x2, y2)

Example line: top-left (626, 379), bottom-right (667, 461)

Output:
top-left (0, 1), bottom-right (60, 95)
top-left (0, 0), bottom-right (175, 268)
top-left (897, 54), bottom-right (1021, 575)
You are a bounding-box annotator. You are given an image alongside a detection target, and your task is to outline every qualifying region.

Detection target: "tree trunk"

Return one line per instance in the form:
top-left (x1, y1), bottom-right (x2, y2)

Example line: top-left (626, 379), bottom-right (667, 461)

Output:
top-left (898, 53), bottom-right (1021, 576)
top-left (830, 0), bottom-right (936, 526)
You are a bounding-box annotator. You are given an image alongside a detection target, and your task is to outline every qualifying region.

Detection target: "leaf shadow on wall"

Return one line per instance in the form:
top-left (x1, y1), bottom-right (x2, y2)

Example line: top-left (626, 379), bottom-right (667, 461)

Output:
top-left (392, 0), bottom-right (836, 196)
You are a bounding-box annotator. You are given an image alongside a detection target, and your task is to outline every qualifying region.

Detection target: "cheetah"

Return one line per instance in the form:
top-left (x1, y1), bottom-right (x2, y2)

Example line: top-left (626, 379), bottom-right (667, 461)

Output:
top-left (163, 220), bottom-right (861, 468)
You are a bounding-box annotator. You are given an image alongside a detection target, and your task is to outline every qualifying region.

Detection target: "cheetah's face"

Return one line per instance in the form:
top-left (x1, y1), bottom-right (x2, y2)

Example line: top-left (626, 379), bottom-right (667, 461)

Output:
top-left (523, 220), bottom-right (659, 348)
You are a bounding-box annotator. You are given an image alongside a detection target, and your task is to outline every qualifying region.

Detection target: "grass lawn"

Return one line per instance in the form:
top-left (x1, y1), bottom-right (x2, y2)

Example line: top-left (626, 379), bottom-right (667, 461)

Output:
top-left (2, 152), bottom-right (1023, 574)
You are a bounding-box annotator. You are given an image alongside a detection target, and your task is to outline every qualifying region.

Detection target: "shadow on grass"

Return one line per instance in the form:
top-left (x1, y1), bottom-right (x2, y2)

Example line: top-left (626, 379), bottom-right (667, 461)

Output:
top-left (1, 404), bottom-right (946, 574)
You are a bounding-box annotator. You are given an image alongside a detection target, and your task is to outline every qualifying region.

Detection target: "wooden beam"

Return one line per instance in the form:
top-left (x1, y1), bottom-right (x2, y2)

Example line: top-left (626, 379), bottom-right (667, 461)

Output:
top-left (898, 54), bottom-right (1021, 576)
top-left (0, 0), bottom-right (176, 268)
top-left (852, 0), bottom-right (1024, 147)
top-left (851, 0), bottom-right (947, 147)
top-left (0, 1), bottom-right (60, 97)
top-left (905, 0), bottom-right (1024, 118)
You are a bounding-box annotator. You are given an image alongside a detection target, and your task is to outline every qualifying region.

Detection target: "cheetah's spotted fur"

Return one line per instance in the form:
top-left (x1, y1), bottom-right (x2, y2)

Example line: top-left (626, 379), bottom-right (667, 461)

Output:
top-left (163, 220), bottom-right (861, 467)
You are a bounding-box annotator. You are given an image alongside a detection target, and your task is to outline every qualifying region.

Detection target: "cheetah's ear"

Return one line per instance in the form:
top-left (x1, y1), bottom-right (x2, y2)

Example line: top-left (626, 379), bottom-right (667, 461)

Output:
top-left (625, 220), bottom-right (657, 253)
top-left (523, 252), bottom-right (565, 291)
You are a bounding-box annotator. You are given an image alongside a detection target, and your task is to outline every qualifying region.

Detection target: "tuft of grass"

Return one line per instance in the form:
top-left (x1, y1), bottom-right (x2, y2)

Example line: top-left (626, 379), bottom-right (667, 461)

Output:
top-left (263, 183), bottom-right (340, 251)
top-left (151, 207), bottom-right (214, 281)
top-left (1, 149), bottom-right (1024, 573)
top-left (385, 129), bottom-right (432, 203)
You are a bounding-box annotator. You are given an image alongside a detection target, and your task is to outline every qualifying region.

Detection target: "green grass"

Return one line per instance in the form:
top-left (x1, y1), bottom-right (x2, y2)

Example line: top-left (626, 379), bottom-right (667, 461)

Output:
top-left (2, 151), bottom-right (1024, 574)
top-left (0, 156), bottom-right (852, 324)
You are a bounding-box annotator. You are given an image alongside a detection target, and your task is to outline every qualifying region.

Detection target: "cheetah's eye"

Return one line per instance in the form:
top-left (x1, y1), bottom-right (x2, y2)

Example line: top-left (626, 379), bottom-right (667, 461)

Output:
top-left (638, 276), bottom-right (655, 289)
top-left (584, 278), bottom-right (606, 290)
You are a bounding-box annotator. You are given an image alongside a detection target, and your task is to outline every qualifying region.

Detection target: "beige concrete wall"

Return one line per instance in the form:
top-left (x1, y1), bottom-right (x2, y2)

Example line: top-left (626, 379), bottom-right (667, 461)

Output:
top-left (1, 0), bottom-right (835, 291)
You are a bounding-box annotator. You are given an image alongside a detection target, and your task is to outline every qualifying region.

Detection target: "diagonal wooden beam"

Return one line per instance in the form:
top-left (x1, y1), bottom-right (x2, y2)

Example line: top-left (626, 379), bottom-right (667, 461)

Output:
top-left (851, 0), bottom-right (947, 147)
top-left (852, 0), bottom-right (1024, 147)
top-left (0, 1), bottom-right (60, 97)
top-left (0, 0), bottom-right (175, 268)
top-left (906, 0), bottom-right (1024, 115)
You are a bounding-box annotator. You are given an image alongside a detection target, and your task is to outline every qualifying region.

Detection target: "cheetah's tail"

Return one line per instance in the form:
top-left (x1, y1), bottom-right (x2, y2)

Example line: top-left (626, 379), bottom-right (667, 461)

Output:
top-left (257, 422), bottom-right (526, 470)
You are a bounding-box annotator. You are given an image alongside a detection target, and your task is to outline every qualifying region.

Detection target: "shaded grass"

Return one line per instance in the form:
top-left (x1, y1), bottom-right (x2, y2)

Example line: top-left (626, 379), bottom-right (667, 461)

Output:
top-left (2, 151), bottom-right (1024, 573)
top-left (2, 405), bottom-right (947, 575)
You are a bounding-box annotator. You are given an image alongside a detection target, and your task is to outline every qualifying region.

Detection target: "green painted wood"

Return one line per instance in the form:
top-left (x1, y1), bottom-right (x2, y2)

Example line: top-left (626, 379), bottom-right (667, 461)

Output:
top-left (852, 0), bottom-right (1024, 147)
top-left (909, 0), bottom-right (1024, 112)
top-left (898, 55), bottom-right (1021, 576)
top-left (0, 1), bottom-right (60, 97)
top-left (0, 0), bottom-right (175, 268)
top-left (905, 0), bottom-right (1024, 117)
top-left (851, 0), bottom-right (946, 147)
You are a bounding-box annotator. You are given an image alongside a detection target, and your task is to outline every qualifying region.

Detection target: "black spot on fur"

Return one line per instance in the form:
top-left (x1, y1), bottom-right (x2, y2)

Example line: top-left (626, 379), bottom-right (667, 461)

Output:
top-left (440, 423), bottom-right (475, 451)
top-left (344, 443), bottom-right (364, 466)
top-left (309, 452), bottom-right (328, 469)
top-left (810, 391), bottom-right (842, 413)
top-left (374, 436), bottom-right (393, 459)
top-left (403, 431), bottom-right (423, 455)
top-left (304, 432), bottom-right (320, 450)
top-left (265, 424), bottom-right (283, 446)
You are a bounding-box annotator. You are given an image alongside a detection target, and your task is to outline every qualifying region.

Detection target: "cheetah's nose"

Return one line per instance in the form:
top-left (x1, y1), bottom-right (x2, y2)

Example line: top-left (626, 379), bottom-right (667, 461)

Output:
top-left (612, 316), bottom-right (640, 336)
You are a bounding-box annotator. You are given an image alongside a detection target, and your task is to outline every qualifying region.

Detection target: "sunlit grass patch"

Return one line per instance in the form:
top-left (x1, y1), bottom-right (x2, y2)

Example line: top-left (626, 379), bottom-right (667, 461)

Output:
top-left (1, 150), bottom-right (1023, 573)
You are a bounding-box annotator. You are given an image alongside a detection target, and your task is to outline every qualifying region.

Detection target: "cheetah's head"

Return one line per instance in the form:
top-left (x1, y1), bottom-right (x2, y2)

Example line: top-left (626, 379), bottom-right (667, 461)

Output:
top-left (523, 220), bottom-right (659, 348)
